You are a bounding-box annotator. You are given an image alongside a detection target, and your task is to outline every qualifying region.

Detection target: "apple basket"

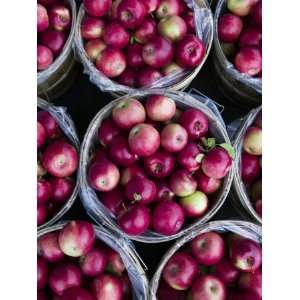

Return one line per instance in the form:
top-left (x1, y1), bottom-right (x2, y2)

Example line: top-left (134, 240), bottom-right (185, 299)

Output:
top-left (79, 90), bottom-right (234, 243)
top-left (212, 0), bottom-right (262, 107)
top-left (229, 106), bottom-right (262, 224)
top-left (150, 220), bottom-right (262, 299)
top-left (37, 0), bottom-right (78, 100)
top-left (74, 0), bottom-right (213, 96)
top-left (37, 221), bottom-right (149, 299)
top-left (37, 98), bottom-right (80, 230)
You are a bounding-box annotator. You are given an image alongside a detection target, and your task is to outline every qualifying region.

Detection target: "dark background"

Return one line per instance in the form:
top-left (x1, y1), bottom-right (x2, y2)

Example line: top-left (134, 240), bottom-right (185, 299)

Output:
top-left (54, 0), bottom-right (249, 279)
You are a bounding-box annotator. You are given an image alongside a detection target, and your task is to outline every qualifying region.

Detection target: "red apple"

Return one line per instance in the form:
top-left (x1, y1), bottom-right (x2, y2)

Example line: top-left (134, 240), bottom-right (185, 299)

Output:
top-left (218, 14), bottom-right (243, 43)
top-left (98, 118), bottom-right (121, 146)
top-left (243, 126), bottom-right (262, 155)
top-left (180, 108), bottom-right (209, 140)
top-left (229, 238), bottom-right (262, 272)
top-left (156, 0), bottom-right (180, 19)
top-left (96, 48), bottom-right (126, 78)
top-left (80, 247), bottom-right (108, 277)
top-left (238, 270), bottom-right (262, 298)
top-left (125, 176), bottom-right (157, 204)
top-left (49, 4), bottom-right (71, 32)
top-left (85, 39), bottom-right (106, 61)
top-left (201, 147), bottom-right (232, 179)
top-left (81, 17), bottom-right (105, 40)
top-left (37, 4), bottom-right (49, 33)
top-left (49, 263), bottom-right (82, 295)
top-left (50, 177), bottom-right (74, 203)
top-left (38, 0), bottom-right (58, 5)
top-left (143, 36), bottom-right (174, 68)
top-left (158, 15), bottom-right (187, 42)
top-left (250, 1), bottom-right (262, 26)
top-left (180, 190), bottom-right (209, 218)
top-left (92, 274), bottom-right (123, 300)
top-left (60, 287), bottom-right (94, 300)
top-left (134, 17), bottom-right (157, 44)
top-left (37, 45), bottom-right (53, 71)
top-left (42, 140), bottom-right (78, 177)
top-left (196, 170), bottom-right (221, 194)
top-left (118, 204), bottom-right (151, 235)
top-left (176, 34), bottom-right (206, 68)
top-left (161, 123), bottom-right (188, 152)
top-left (116, 0), bottom-right (147, 29)
top-left (141, 0), bottom-right (159, 13)
top-left (191, 275), bottom-right (226, 300)
top-left (191, 232), bottom-right (225, 265)
top-left (137, 68), bottom-right (163, 87)
top-left (120, 165), bottom-right (146, 185)
top-left (100, 187), bottom-right (124, 215)
top-left (169, 170), bottom-right (197, 197)
top-left (126, 44), bottom-right (144, 68)
top-left (158, 282), bottom-right (186, 300)
top-left (145, 95), bottom-right (176, 122)
top-left (112, 98), bottom-right (146, 130)
top-left (155, 182), bottom-right (176, 202)
top-left (37, 179), bottom-right (52, 205)
top-left (144, 150), bottom-right (175, 178)
top-left (177, 142), bottom-right (204, 172)
top-left (152, 201), bottom-right (185, 235)
top-left (103, 22), bottom-right (129, 48)
top-left (37, 111), bottom-right (59, 139)
top-left (234, 47), bottom-right (262, 76)
top-left (106, 249), bottom-right (125, 275)
top-left (163, 252), bottom-right (198, 290)
top-left (117, 68), bottom-right (137, 87)
top-left (239, 28), bottom-right (262, 48)
top-left (162, 62), bottom-right (183, 76)
top-left (58, 221), bottom-right (95, 257)
top-left (38, 232), bottom-right (64, 262)
top-left (37, 205), bottom-right (47, 225)
top-left (227, 0), bottom-right (252, 16)
top-left (182, 11), bottom-right (195, 33)
top-left (214, 257), bottom-right (240, 285)
top-left (40, 30), bottom-right (66, 56)
top-left (241, 153), bottom-right (260, 184)
top-left (83, 0), bottom-right (112, 17)
top-left (37, 256), bottom-right (48, 290)
top-left (128, 123), bottom-right (160, 157)
top-left (88, 160), bottom-right (120, 192)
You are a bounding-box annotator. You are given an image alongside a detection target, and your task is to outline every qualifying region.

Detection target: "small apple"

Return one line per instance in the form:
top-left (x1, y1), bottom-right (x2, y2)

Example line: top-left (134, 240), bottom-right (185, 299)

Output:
top-left (81, 17), bottom-right (105, 40)
top-left (243, 126), bottom-right (262, 155)
top-left (180, 190), bottom-right (209, 218)
top-left (169, 170), bottom-right (197, 197)
top-left (158, 15), bottom-right (187, 42)
top-left (227, 0), bottom-right (252, 17)
top-left (161, 123), bottom-right (188, 152)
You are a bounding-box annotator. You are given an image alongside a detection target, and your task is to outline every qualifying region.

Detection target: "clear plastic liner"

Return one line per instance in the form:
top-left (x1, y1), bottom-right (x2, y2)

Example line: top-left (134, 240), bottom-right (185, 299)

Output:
top-left (214, 0), bottom-right (262, 94)
top-left (37, 0), bottom-right (77, 87)
top-left (37, 98), bottom-right (80, 230)
top-left (79, 89), bottom-right (234, 243)
top-left (38, 222), bottom-right (150, 300)
top-left (74, 0), bottom-right (213, 93)
top-left (228, 107), bottom-right (262, 224)
top-left (150, 220), bottom-right (262, 299)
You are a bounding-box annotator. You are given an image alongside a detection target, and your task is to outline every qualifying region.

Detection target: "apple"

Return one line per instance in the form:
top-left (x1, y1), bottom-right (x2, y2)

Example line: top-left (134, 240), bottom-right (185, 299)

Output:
top-left (96, 48), bottom-right (126, 78)
top-left (144, 150), bottom-right (176, 178)
top-left (163, 252), bottom-right (198, 290)
top-left (109, 0), bottom-right (122, 20)
top-left (234, 47), bottom-right (262, 76)
top-left (238, 270), bottom-right (262, 298)
top-left (103, 22), bottom-right (129, 48)
top-left (137, 68), bottom-right (163, 87)
top-left (169, 170), bottom-right (197, 197)
top-left (143, 36), bottom-right (174, 68)
top-left (83, 0), bottom-right (112, 17)
top-left (182, 11), bottom-right (195, 33)
top-left (145, 95), bottom-right (176, 122)
top-left (50, 177), bottom-right (74, 203)
top-left (100, 187), bottom-right (124, 215)
top-left (180, 190), bottom-right (209, 218)
top-left (37, 111), bottom-right (59, 138)
top-left (112, 98), bottom-right (146, 130)
top-left (255, 199), bottom-right (262, 217)
top-left (156, 0), bottom-right (180, 19)
top-left (126, 44), bottom-right (144, 68)
top-left (37, 45), bottom-right (53, 71)
top-left (201, 147), bottom-right (233, 179)
top-left (60, 287), bottom-right (94, 300)
top-left (162, 62), bottom-right (183, 75)
top-left (120, 164), bottom-right (146, 185)
top-left (190, 275), bottom-right (226, 300)
top-left (214, 258), bottom-right (240, 285)
top-left (141, 0), bottom-right (160, 13)
top-left (250, 1), bottom-right (262, 26)
top-left (191, 232), bottom-right (225, 265)
top-left (42, 140), bottom-right (78, 178)
top-left (134, 18), bottom-right (157, 44)
top-left (227, 0), bottom-right (252, 16)
top-left (81, 17), bottom-right (105, 40)
top-left (80, 247), bottom-right (108, 277)
top-left (176, 34), bottom-right (206, 68)
top-left (152, 200), bottom-right (185, 235)
top-left (118, 204), bottom-right (151, 235)
top-left (239, 28), bottom-right (262, 48)
top-left (49, 4), bottom-right (71, 32)
top-left (125, 176), bottom-right (157, 204)
top-left (158, 15), bottom-right (187, 42)
top-left (161, 123), bottom-right (188, 152)
top-left (179, 108), bottom-right (209, 140)
top-left (177, 142), bottom-right (204, 172)
top-left (38, 232), bottom-right (64, 263)
top-left (196, 170), bottom-right (221, 194)
top-left (228, 291), bottom-right (261, 300)
top-left (37, 256), bottom-right (48, 290)
top-left (58, 221), bottom-right (96, 257)
top-left (37, 205), bottom-right (47, 225)
top-left (37, 4), bottom-right (49, 33)
top-left (40, 29), bottom-right (66, 56)
top-left (155, 182), bottom-right (176, 202)
top-left (37, 179), bottom-right (52, 205)
top-left (243, 126), bottom-right (262, 155)
top-left (116, 0), bottom-right (147, 29)
top-left (88, 160), bottom-right (120, 192)
top-left (106, 249), bottom-right (125, 276)
top-left (218, 14), bottom-right (243, 43)
top-left (128, 123), bottom-right (160, 157)
top-left (92, 274), bottom-right (123, 300)
top-left (117, 68), bottom-right (137, 87)
top-left (241, 153), bottom-right (261, 184)
top-left (158, 282), bottom-right (186, 300)
top-left (85, 39), bottom-right (106, 61)
top-left (229, 238), bottom-right (262, 272)
top-left (98, 118), bottom-right (121, 146)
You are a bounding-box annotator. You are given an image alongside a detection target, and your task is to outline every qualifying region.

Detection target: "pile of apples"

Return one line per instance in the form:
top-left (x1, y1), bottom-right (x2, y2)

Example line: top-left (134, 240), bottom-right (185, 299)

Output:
top-left (37, 221), bottom-right (133, 300)
top-left (37, 0), bottom-right (72, 71)
top-left (217, 0), bottom-right (262, 78)
top-left (241, 111), bottom-right (262, 217)
top-left (37, 110), bottom-right (78, 226)
top-left (81, 0), bottom-right (206, 87)
top-left (87, 95), bottom-right (234, 237)
top-left (157, 231), bottom-right (262, 300)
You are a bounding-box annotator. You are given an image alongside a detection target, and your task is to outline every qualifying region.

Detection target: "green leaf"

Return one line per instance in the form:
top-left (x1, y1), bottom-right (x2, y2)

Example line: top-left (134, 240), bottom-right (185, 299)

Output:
top-left (201, 137), bottom-right (216, 150)
top-left (219, 143), bottom-right (236, 159)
